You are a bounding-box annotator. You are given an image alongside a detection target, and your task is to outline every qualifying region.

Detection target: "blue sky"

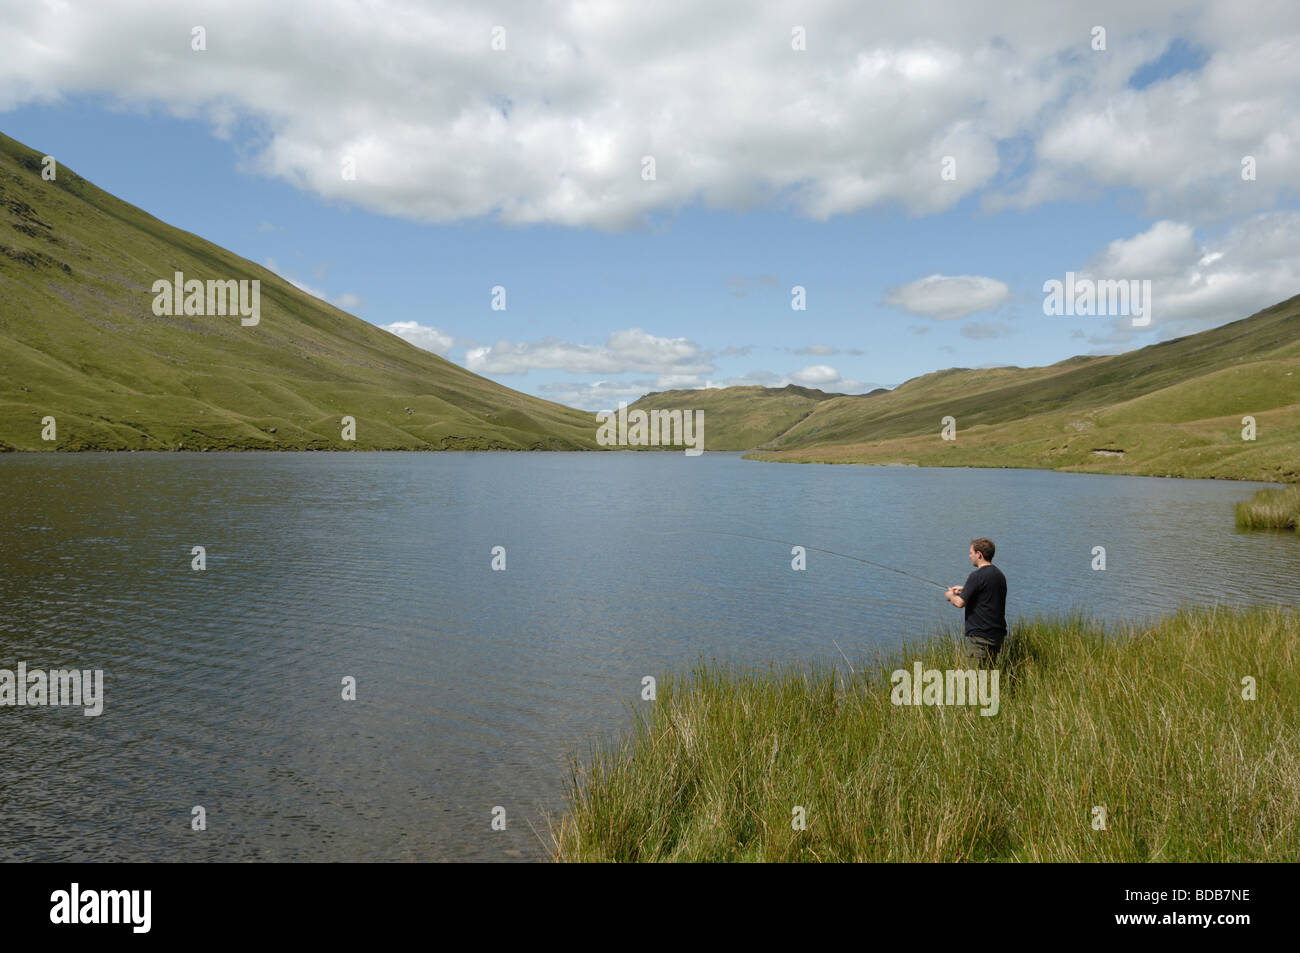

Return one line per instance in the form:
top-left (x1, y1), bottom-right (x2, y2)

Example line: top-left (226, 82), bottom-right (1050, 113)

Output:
top-left (2, 2), bottom-right (1297, 409)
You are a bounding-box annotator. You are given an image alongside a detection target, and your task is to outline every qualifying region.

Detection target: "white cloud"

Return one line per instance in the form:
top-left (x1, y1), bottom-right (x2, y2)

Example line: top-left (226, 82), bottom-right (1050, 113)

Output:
top-left (1078, 211), bottom-right (1300, 344)
top-left (998, 32), bottom-right (1300, 221)
top-left (885, 274), bottom-right (1012, 319)
top-left (4, 2), bottom-right (1296, 228)
top-left (384, 321), bottom-right (454, 356)
top-left (465, 327), bottom-right (713, 376)
top-left (1085, 221), bottom-right (1200, 279)
top-left (791, 364), bottom-right (841, 386)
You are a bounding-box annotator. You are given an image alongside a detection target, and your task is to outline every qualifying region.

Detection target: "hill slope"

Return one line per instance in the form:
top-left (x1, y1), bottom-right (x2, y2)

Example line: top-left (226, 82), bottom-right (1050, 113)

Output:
top-left (625, 384), bottom-right (841, 450)
top-left (0, 131), bottom-right (598, 451)
top-left (748, 296), bottom-right (1300, 482)
top-left (620, 295), bottom-right (1299, 481)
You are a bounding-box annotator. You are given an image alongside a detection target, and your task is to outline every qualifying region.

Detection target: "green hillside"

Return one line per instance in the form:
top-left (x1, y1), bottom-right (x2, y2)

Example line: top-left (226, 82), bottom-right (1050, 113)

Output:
top-left (761, 296), bottom-right (1300, 455)
top-left (664, 296), bottom-right (1299, 483)
top-left (626, 383), bottom-right (840, 450)
top-left (0, 131), bottom-right (598, 451)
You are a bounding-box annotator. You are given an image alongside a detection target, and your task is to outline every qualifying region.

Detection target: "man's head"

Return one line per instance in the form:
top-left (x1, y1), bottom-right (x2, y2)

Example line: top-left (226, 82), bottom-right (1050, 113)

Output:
top-left (969, 538), bottom-right (995, 566)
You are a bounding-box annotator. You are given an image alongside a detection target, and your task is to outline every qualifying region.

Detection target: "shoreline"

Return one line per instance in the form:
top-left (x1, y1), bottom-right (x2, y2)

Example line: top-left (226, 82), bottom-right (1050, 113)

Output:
top-left (2, 445), bottom-right (1292, 488)
top-left (744, 451), bottom-right (1296, 485)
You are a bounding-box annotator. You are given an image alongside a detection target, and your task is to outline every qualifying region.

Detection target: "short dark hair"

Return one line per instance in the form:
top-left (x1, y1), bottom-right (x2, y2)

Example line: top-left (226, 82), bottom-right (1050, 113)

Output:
top-left (971, 538), bottom-right (996, 561)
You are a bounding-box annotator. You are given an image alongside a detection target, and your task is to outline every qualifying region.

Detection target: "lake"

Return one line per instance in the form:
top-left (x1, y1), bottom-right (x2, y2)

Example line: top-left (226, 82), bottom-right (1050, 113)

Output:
top-left (0, 452), bottom-right (1296, 861)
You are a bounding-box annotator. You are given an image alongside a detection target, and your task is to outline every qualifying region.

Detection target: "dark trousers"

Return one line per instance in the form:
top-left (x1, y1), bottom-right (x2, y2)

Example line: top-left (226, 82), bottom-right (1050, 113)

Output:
top-left (965, 635), bottom-right (1002, 666)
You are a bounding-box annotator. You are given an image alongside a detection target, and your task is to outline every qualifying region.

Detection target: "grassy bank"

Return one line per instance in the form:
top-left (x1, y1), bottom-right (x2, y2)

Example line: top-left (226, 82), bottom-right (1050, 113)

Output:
top-left (1237, 485), bottom-right (1300, 531)
top-left (554, 607), bottom-right (1300, 861)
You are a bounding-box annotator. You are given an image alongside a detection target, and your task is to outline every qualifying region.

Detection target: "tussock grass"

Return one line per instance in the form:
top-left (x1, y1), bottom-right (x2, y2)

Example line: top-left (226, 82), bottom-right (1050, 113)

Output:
top-left (553, 608), bottom-right (1300, 861)
top-left (1236, 485), bottom-right (1300, 531)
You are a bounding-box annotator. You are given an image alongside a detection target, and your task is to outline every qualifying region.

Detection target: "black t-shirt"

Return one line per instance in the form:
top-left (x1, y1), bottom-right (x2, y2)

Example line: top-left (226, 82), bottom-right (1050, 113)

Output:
top-left (961, 564), bottom-right (1008, 643)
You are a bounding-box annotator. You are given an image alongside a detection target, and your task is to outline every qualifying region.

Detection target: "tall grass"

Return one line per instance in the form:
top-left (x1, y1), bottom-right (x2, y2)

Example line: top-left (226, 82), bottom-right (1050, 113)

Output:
top-left (553, 608), bottom-right (1300, 861)
top-left (1236, 485), bottom-right (1300, 531)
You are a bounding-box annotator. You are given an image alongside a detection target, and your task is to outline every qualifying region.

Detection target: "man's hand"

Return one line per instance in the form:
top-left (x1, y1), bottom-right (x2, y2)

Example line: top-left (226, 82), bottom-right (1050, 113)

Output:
top-left (945, 586), bottom-right (964, 606)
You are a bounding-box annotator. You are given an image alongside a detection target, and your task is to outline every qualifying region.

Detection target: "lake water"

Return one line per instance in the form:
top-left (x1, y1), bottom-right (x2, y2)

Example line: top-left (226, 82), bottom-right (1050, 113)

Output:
top-left (0, 452), bottom-right (1296, 861)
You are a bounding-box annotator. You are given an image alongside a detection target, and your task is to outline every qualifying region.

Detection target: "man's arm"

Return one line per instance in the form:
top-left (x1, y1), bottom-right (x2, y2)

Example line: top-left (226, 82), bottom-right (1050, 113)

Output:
top-left (948, 571), bottom-right (981, 608)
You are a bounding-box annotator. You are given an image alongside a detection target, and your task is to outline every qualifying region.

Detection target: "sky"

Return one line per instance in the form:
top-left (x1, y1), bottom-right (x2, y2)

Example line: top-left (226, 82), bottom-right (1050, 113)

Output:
top-left (2, 0), bottom-right (1298, 410)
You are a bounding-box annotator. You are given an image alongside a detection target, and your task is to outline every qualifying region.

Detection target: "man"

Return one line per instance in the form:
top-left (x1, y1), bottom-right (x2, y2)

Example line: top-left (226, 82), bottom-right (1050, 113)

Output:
top-left (945, 538), bottom-right (1008, 664)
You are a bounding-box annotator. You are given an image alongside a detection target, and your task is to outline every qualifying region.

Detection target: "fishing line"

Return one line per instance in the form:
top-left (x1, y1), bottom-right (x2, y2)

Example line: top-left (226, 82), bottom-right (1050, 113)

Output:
top-left (697, 530), bottom-right (950, 590)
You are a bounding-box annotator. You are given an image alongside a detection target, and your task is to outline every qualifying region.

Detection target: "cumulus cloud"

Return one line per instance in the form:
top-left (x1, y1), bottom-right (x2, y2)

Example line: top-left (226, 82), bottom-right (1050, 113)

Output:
top-left (1075, 211), bottom-right (1300, 345)
top-left (791, 364), bottom-right (842, 386)
top-left (1085, 221), bottom-right (1201, 279)
top-left (995, 31), bottom-right (1300, 221)
top-left (885, 274), bottom-right (1012, 319)
top-left (384, 321), bottom-right (454, 356)
top-left (464, 327), bottom-right (713, 376)
top-left (4, 2), bottom-right (1295, 228)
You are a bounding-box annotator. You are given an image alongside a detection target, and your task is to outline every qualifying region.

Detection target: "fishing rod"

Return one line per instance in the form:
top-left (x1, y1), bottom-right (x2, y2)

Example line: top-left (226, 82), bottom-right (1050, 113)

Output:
top-left (700, 530), bottom-right (950, 591)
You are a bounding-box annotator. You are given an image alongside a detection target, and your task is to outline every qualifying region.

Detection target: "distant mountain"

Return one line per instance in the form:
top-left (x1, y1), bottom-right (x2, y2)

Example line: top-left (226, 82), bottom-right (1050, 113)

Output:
top-left (639, 299), bottom-right (1300, 482)
top-left (625, 383), bottom-right (840, 450)
top-left (0, 131), bottom-right (598, 451)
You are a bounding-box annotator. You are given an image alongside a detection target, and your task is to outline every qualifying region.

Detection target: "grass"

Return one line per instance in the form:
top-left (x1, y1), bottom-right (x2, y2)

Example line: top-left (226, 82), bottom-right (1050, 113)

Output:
top-left (1236, 485), bottom-right (1300, 531)
top-left (553, 607), bottom-right (1300, 861)
top-left (747, 396), bottom-right (1300, 484)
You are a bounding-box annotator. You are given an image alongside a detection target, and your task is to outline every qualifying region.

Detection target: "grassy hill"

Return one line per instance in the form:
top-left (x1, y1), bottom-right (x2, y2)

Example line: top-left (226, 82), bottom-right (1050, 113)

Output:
top-left (0, 131), bottom-right (598, 451)
top-left (626, 383), bottom-right (841, 450)
top-left (658, 296), bottom-right (1300, 483)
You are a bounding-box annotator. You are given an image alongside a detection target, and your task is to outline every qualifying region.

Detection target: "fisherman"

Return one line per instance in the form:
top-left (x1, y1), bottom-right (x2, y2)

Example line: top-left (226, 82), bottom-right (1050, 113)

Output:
top-left (945, 538), bottom-right (1008, 665)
